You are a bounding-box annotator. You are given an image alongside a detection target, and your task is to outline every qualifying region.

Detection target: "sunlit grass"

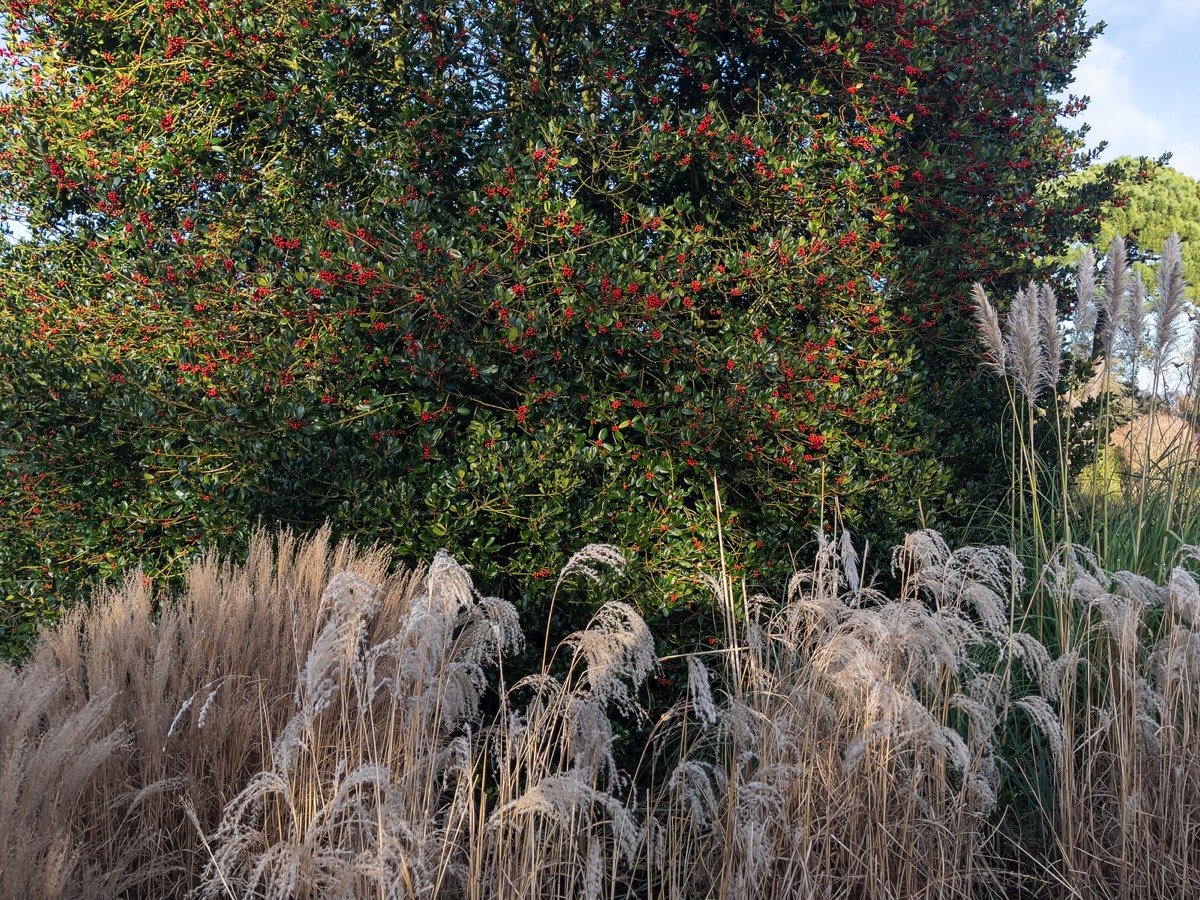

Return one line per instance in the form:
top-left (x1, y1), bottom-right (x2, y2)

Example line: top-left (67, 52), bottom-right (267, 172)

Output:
top-left (5, 518), bottom-right (1200, 899)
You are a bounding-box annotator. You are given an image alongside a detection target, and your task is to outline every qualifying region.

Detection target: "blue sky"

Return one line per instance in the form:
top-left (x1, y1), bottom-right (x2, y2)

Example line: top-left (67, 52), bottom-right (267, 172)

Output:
top-left (1070, 0), bottom-right (1200, 180)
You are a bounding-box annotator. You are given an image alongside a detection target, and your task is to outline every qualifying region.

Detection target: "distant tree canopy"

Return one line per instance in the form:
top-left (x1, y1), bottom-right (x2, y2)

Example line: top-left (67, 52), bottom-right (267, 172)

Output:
top-left (0, 0), bottom-right (1117, 656)
top-left (1073, 158), bottom-right (1200, 293)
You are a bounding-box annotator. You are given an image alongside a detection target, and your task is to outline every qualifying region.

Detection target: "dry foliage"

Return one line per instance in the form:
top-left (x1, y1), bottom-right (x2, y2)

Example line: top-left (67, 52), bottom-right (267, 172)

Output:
top-left (4, 526), bottom-right (1200, 899)
top-left (1109, 411), bottom-right (1199, 480)
top-left (1, 526), bottom-right (413, 898)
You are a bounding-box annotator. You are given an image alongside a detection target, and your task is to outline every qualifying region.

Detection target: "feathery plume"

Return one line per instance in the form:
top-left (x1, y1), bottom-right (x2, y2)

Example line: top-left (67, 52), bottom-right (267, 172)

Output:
top-left (1073, 247), bottom-right (1098, 357)
top-left (1167, 565), bottom-right (1200, 626)
top-left (1099, 234), bottom-right (1128, 358)
top-left (1126, 271), bottom-right (1147, 375)
top-left (566, 602), bottom-right (655, 715)
top-left (494, 773), bottom-right (639, 861)
top-left (1159, 232), bottom-right (1188, 313)
top-left (1090, 594), bottom-right (1147, 653)
top-left (565, 693), bottom-right (619, 785)
top-left (1039, 283), bottom-right (1063, 393)
top-left (163, 696), bottom-right (195, 747)
top-left (964, 772), bottom-right (999, 816)
top-left (557, 544), bottom-right (627, 587)
top-left (971, 283), bottom-right (1006, 377)
top-left (950, 692), bottom-right (999, 748)
top-left (1006, 631), bottom-right (1052, 687)
top-left (1025, 280), bottom-right (1043, 353)
top-left (686, 656), bottom-right (719, 728)
top-left (1043, 651), bottom-right (1081, 703)
top-left (668, 760), bottom-right (721, 828)
top-left (967, 671), bottom-right (1012, 712)
top-left (1110, 569), bottom-right (1163, 606)
top-left (195, 682), bottom-right (222, 731)
top-left (1150, 627), bottom-right (1200, 691)
top-left (839, 528), bottom-right (861, 596)
top-left (1012, 695), bottom-right (1065, 757)
top-left (1152, 232), bottom-right (1188, 372)
top-left (960, 583), bottom-right (1009, 640)
top-left (1005, 285), bottom-right (1043, 403)
top-left (583, 837), bottom-right (603, 900)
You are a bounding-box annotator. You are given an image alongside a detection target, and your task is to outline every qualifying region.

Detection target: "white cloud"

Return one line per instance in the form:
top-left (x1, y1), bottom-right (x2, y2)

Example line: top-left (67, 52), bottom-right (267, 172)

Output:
top-left (1069, 36), bottom-right (1200, 179)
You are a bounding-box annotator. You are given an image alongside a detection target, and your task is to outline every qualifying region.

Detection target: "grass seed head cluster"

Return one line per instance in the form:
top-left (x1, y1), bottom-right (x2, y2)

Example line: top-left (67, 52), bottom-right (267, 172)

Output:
top-left (5, 519), bottom-right (1200, 898)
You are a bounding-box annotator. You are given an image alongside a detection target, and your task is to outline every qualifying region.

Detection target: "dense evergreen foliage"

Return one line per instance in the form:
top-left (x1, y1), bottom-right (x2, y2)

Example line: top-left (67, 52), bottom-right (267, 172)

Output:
top-left (1073, 159), bottom-right (1200, 291)
top-left (0, 0), bottom-right (1119, 655)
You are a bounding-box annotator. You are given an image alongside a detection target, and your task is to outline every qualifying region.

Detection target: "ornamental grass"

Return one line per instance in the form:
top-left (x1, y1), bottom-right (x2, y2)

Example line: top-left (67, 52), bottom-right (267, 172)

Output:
top-left (5, 520), bottom-right (1200, 898)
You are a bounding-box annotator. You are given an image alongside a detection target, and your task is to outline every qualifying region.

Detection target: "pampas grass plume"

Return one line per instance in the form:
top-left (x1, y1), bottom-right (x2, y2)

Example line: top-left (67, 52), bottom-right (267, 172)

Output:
top-left (1100, 234), bottom-right (1129, 358)
top-left (972, 283), bottom-right (1006, 378)
top-left (686, 656), bottom-right (718, 728)
top-left (1074, 246), bottom-right (1098, 357)
top-left (1127, 270), bottom-right (1148, 370)
top-left (1152, 232), bottom-right (1188, 370)
top-left (1006, 284), bottom-right (1044, 403)
top-left (557, 544), bottom-right (627, 587)
top-left (1040, 282), bottom-right (1063, 392)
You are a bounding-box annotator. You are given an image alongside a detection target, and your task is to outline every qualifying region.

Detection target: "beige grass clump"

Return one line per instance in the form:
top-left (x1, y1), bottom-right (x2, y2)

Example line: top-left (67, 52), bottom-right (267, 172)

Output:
top-left (194, 546), bottom-right (653, 900)
top-left (1046, 545), bottom-right (1200, 899)
top-left (3, 532), bottom-right (653, 900)
top-left (647, 529), bottom-right (1042, 900)
top-left (191, 551), bottom-right (520, 899)
top-left (652, 530), bottom-right (1200, 899)
top-left (1, 526), bottom-right (413, 899)
top-left (11, 524), bottom-right (1200, 899)
top-left (0, 670), bottom-right (131, 900)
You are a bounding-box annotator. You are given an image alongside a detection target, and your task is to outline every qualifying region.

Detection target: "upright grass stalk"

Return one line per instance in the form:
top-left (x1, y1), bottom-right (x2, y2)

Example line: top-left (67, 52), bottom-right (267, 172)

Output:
top-left (969, 234), bottom-right (1200, 645)
top-left (1133, 234), bottom-right (1189, 571)
top-left (970, 234), bottom-right (1200, 898)
top-left (1093, 237), bottom-right (1131, 568)
top-left (971, 280), bottom-right (1073, 646)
